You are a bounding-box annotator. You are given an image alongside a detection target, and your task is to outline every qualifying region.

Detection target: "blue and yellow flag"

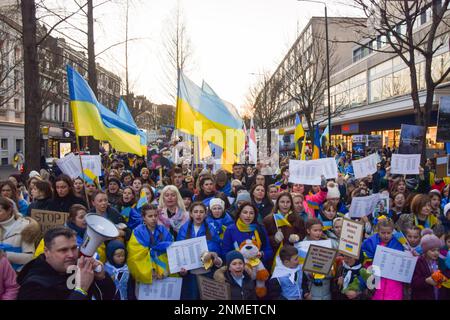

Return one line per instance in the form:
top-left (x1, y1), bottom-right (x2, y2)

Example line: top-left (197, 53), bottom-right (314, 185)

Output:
top-left (136, 189), bottom-right (148, 210)
top-left (294, 114), bottom-right (305, 159)
top-left (176, 71), bottom-right (244, 167)
top-left (273, 212), bottom-right (292, 228)
top-left (67, 65), bottom-right (144, 156)
top-left (82, 168), bottom-right (99, 188)
top-left (312, 125), bottom-right (323, 160)
top-left (116, 98), bottom-right (147, 156)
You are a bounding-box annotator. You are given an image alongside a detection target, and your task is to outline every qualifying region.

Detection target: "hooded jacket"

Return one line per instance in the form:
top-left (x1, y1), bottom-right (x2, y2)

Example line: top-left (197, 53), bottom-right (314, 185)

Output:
top-left (213, 266), bottom-right (256, 300)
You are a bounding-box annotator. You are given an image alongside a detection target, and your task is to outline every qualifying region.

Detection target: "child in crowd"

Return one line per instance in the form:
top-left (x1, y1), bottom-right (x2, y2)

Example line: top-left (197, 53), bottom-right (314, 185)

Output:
top-left (411, 230), bottom-right (450, 300)
top-left (440, 203), bottom-right (450, 234)
top-left (268, 245), bottom-right (303, 300)
top-left (429, 190), bottom-right (442, 216)
top-left (105, 240), bottom-right (135, 300)
top-left (127, 204), bottom-right (173, 289)
top-left (362, 217), bottom-right (404, 300)
top-left (300, 219), bottom-right (333, 300)
top-left (332, 253), bottom-right (369, 300)
top-left (328, 217), bottom-right (343, 249)
top-left (206, 198), bottom-right (234, 240)
top-left (405, 225), bottom-right (422, 256)
top-left (213, 250), bottom-right (256, 300)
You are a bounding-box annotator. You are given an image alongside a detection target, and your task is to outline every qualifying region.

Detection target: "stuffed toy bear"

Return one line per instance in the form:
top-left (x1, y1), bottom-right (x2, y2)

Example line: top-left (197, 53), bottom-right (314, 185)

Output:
top-left (238, 239), bottom-right (269, 297)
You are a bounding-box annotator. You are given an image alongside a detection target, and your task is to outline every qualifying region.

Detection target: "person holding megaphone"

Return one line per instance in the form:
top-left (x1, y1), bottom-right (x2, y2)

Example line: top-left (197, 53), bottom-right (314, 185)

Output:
top-left (16, 227), bottom-right (116, 300)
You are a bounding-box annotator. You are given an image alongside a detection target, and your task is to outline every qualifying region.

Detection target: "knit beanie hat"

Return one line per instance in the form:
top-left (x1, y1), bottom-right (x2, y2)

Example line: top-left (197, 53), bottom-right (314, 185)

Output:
top-left (106, 240), bottom-right (127, 268)
top-left (326, 182), bottom-right (340, 199)
top-left (209, 198), bottom-right (225, 211)
top-left (236, 191), bottom-right (251, 203)
top-left (444, 203), bottom-right (450, 217)
top-left (420, 231), bottom-right (443, 253)
top-left (226, 250), bottom-right (244, 268)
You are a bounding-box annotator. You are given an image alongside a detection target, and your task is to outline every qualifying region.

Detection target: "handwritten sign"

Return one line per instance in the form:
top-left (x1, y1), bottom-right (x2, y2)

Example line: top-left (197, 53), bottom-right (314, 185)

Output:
top-left (303, 245), bottom-right (337, 275)
top-left (373, 245), bottom-right (418, 283)
top-left (197, 275), bottom-right (231, 300)
top-left (338, 219), bottom-right (364, 259)
top-left (167, 236), bottom-right (209, 273)
top-left (31, 209), bottom-right (68, 235)
top-left (136, 277), bottom-right (182, 300)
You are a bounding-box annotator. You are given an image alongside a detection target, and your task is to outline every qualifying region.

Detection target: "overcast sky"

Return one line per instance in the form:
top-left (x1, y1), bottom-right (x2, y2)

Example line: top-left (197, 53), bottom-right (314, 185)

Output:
top-left (45, 0), bottom-right (363, 111)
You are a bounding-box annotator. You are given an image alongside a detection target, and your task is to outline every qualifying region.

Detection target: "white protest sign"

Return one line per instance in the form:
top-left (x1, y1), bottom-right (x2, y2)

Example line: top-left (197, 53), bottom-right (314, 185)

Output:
top-left (373, 245), bottom-right (418, 283)
top-left (391, 154), bottom-right (421, 175)
top-left (316, 158), bottom-right (339, 180)
top-left (352, 153), bottom-right (380, 179)
top-left (56, 154), bottom-right (102, 178)
top-left (338, 218), bottom-right (364, 259)
top-left (295, 239), bottom-right (332, 253)
top-left (167, 236), bottom-right (209, 273)
top-left (349, 193), bottom-right (381, 218)
top-left (136, 277), bottom-right (183, 300)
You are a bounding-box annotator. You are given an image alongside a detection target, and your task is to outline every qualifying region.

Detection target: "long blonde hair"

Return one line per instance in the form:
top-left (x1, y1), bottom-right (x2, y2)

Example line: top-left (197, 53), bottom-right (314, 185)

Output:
top-left (158, 185), bottom-right (186, 212)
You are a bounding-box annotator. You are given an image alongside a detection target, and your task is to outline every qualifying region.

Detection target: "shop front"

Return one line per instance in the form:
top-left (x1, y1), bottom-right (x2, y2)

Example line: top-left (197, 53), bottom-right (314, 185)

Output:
top-left (41, 126), bottom-right (76, 158)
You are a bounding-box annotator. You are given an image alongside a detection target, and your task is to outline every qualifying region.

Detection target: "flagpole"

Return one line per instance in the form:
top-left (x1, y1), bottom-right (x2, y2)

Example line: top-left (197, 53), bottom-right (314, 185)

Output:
top-left (75, 134), bottom-right (91, 211)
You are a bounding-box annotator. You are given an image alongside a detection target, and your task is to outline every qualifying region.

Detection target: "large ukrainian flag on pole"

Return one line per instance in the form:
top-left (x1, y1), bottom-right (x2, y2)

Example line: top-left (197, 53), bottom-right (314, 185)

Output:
top-left (116, 98), bottom-right (148, 156)
top-left (176, 71), bottom-right (244, 168)
top-left (67, 65), bottom-right (144, 156)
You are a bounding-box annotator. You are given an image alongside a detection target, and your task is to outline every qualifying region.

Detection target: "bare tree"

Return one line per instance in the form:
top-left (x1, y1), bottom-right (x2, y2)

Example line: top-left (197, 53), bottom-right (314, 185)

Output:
top-left (160, 1), bottom-right (194, 104)
top-left (281, 32), bottom-right (350, 145)
top-left (338, 0), bottom-right (450, 162)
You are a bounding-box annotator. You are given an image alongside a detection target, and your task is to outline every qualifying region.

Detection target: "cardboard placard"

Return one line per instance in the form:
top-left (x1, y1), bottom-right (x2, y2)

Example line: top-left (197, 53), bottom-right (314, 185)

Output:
top-left (303, 245), bottom-right (337, 275)
top-left (338, 218), bottom-right (364, 259)
top-left (435, 156), bottom-right (448, 179)
top-left (31, 209), bottom-right (69, 235)
top-left (197, 275), bottom-right (231, 300)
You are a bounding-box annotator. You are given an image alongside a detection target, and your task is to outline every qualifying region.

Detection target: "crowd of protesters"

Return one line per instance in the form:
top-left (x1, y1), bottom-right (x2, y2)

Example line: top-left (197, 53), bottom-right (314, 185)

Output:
top-left (0, 143), bottom-right (449, 300)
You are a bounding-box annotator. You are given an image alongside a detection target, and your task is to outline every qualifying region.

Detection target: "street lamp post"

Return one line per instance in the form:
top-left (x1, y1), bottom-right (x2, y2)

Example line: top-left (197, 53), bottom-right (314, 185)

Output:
top-left (297, 0), bottom-right (331, 156)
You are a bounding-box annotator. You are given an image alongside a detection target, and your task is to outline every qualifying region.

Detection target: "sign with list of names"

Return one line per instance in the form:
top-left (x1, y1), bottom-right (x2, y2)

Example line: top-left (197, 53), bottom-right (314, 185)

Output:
top-left (352, 153), bottom-right (380, 179)
top-left (136, 277), bottom-right (183, 300)
top-left (349, 194), bottom-right (381, 218)
top-left (391, 154), bottom-right (421, 175)
top-left (373, 245), bottom-right (418, 283)
top-left (167, 236), bottom-right (209, 273)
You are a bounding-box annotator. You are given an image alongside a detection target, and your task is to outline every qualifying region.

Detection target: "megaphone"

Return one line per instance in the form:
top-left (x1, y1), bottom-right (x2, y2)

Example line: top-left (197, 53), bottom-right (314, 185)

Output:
top-left (80, 214), bottom-right (119, 257)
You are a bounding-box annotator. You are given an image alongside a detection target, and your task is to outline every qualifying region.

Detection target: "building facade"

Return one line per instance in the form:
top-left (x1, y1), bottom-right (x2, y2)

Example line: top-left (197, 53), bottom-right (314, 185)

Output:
top-left (0, 5), bottom-right (122, 164)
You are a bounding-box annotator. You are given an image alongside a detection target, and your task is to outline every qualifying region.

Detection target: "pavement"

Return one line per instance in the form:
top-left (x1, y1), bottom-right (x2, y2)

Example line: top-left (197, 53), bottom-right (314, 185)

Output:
top-left (0, 165), bottom-right (21, 180)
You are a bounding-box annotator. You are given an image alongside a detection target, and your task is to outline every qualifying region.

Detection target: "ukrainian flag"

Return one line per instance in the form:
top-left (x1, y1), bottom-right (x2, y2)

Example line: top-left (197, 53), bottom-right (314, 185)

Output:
top-left (82, 168), bottom-right (99, 188)
top-left (136, 189), bottom-right (148, 209)
top-left (67, 65), bottom-right (144, 156)
top-left (176, 71), bottom-right (244, 167)
top-left (273, 212), bottom-right (292, 228)
top-left (312, 125), bottom-right (323, 160)
top-left (116, 98), bottom-right (148, 156)
top-left (294, 114), bottom-right (305, 159)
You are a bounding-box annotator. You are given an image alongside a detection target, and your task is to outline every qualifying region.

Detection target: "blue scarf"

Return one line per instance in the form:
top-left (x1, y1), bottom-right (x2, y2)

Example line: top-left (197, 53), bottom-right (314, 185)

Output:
top-left (104, 262), bottom-right (129, 300)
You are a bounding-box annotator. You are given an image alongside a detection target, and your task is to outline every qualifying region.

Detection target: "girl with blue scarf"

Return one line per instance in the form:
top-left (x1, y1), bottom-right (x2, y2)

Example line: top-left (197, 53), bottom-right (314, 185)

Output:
top-left (119, 187), bottom-right (142, 230)
top-left (206, 198), bottom-right (234, 240)
top-left (177, 202), bottom-right (223, 300)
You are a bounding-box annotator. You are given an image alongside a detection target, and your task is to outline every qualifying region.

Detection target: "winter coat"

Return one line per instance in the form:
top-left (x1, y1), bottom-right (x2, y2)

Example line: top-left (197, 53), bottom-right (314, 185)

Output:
top-left (26, 197), bottom-right (53, 216)
top-left (222, 223), bottom-right (273, 267)
top-left (0, 215), bottom-right (41, 271)
top-left (411, 255), bottom-right (450, 300)
top-left (252, 198), bottom-right (274, 223)
top-left (17, 254), bottom-right (115, 300)
top-left (213, 266), bottom-right (256, 300)
top-left (262, 212), bottom-right (306, 254)
top-left (0, 255), bottom-right (19, 300)
top-left (303, 189), bottom-right (327, 218)
top-left (49, 194), bottom-right (86, 213)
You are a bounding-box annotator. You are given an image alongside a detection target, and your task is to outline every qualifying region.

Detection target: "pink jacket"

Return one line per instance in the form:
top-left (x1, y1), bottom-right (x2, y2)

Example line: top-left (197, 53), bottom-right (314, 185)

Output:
top-left (0, 255), bottom-right (19, 300)
top-left (303, 190), bottom-right (327, 218)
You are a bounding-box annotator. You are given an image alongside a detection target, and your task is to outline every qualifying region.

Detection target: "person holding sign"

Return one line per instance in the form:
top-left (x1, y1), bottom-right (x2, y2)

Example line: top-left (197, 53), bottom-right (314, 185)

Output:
top-left (213, 250), bottom-right (257, 300)
top-left (177, 202), bottom-right (223, 300)
top-left (0, 197), bottom-right (40, 271)
top-left (361, 217), bottom-right (404, 300)
top-left (127, 204), bottom-right (173, 287)
top-left (411, 230), bottom-right (450, 300)
top-left (222, 202), bottom-right (273, 268)
top-left (263, 192), bottom-right (305, 263)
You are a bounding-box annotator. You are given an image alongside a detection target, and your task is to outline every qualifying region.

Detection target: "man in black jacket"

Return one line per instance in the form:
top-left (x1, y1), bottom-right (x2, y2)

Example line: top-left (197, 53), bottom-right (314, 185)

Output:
top-left (17, 227), bottom-right (115, 300)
